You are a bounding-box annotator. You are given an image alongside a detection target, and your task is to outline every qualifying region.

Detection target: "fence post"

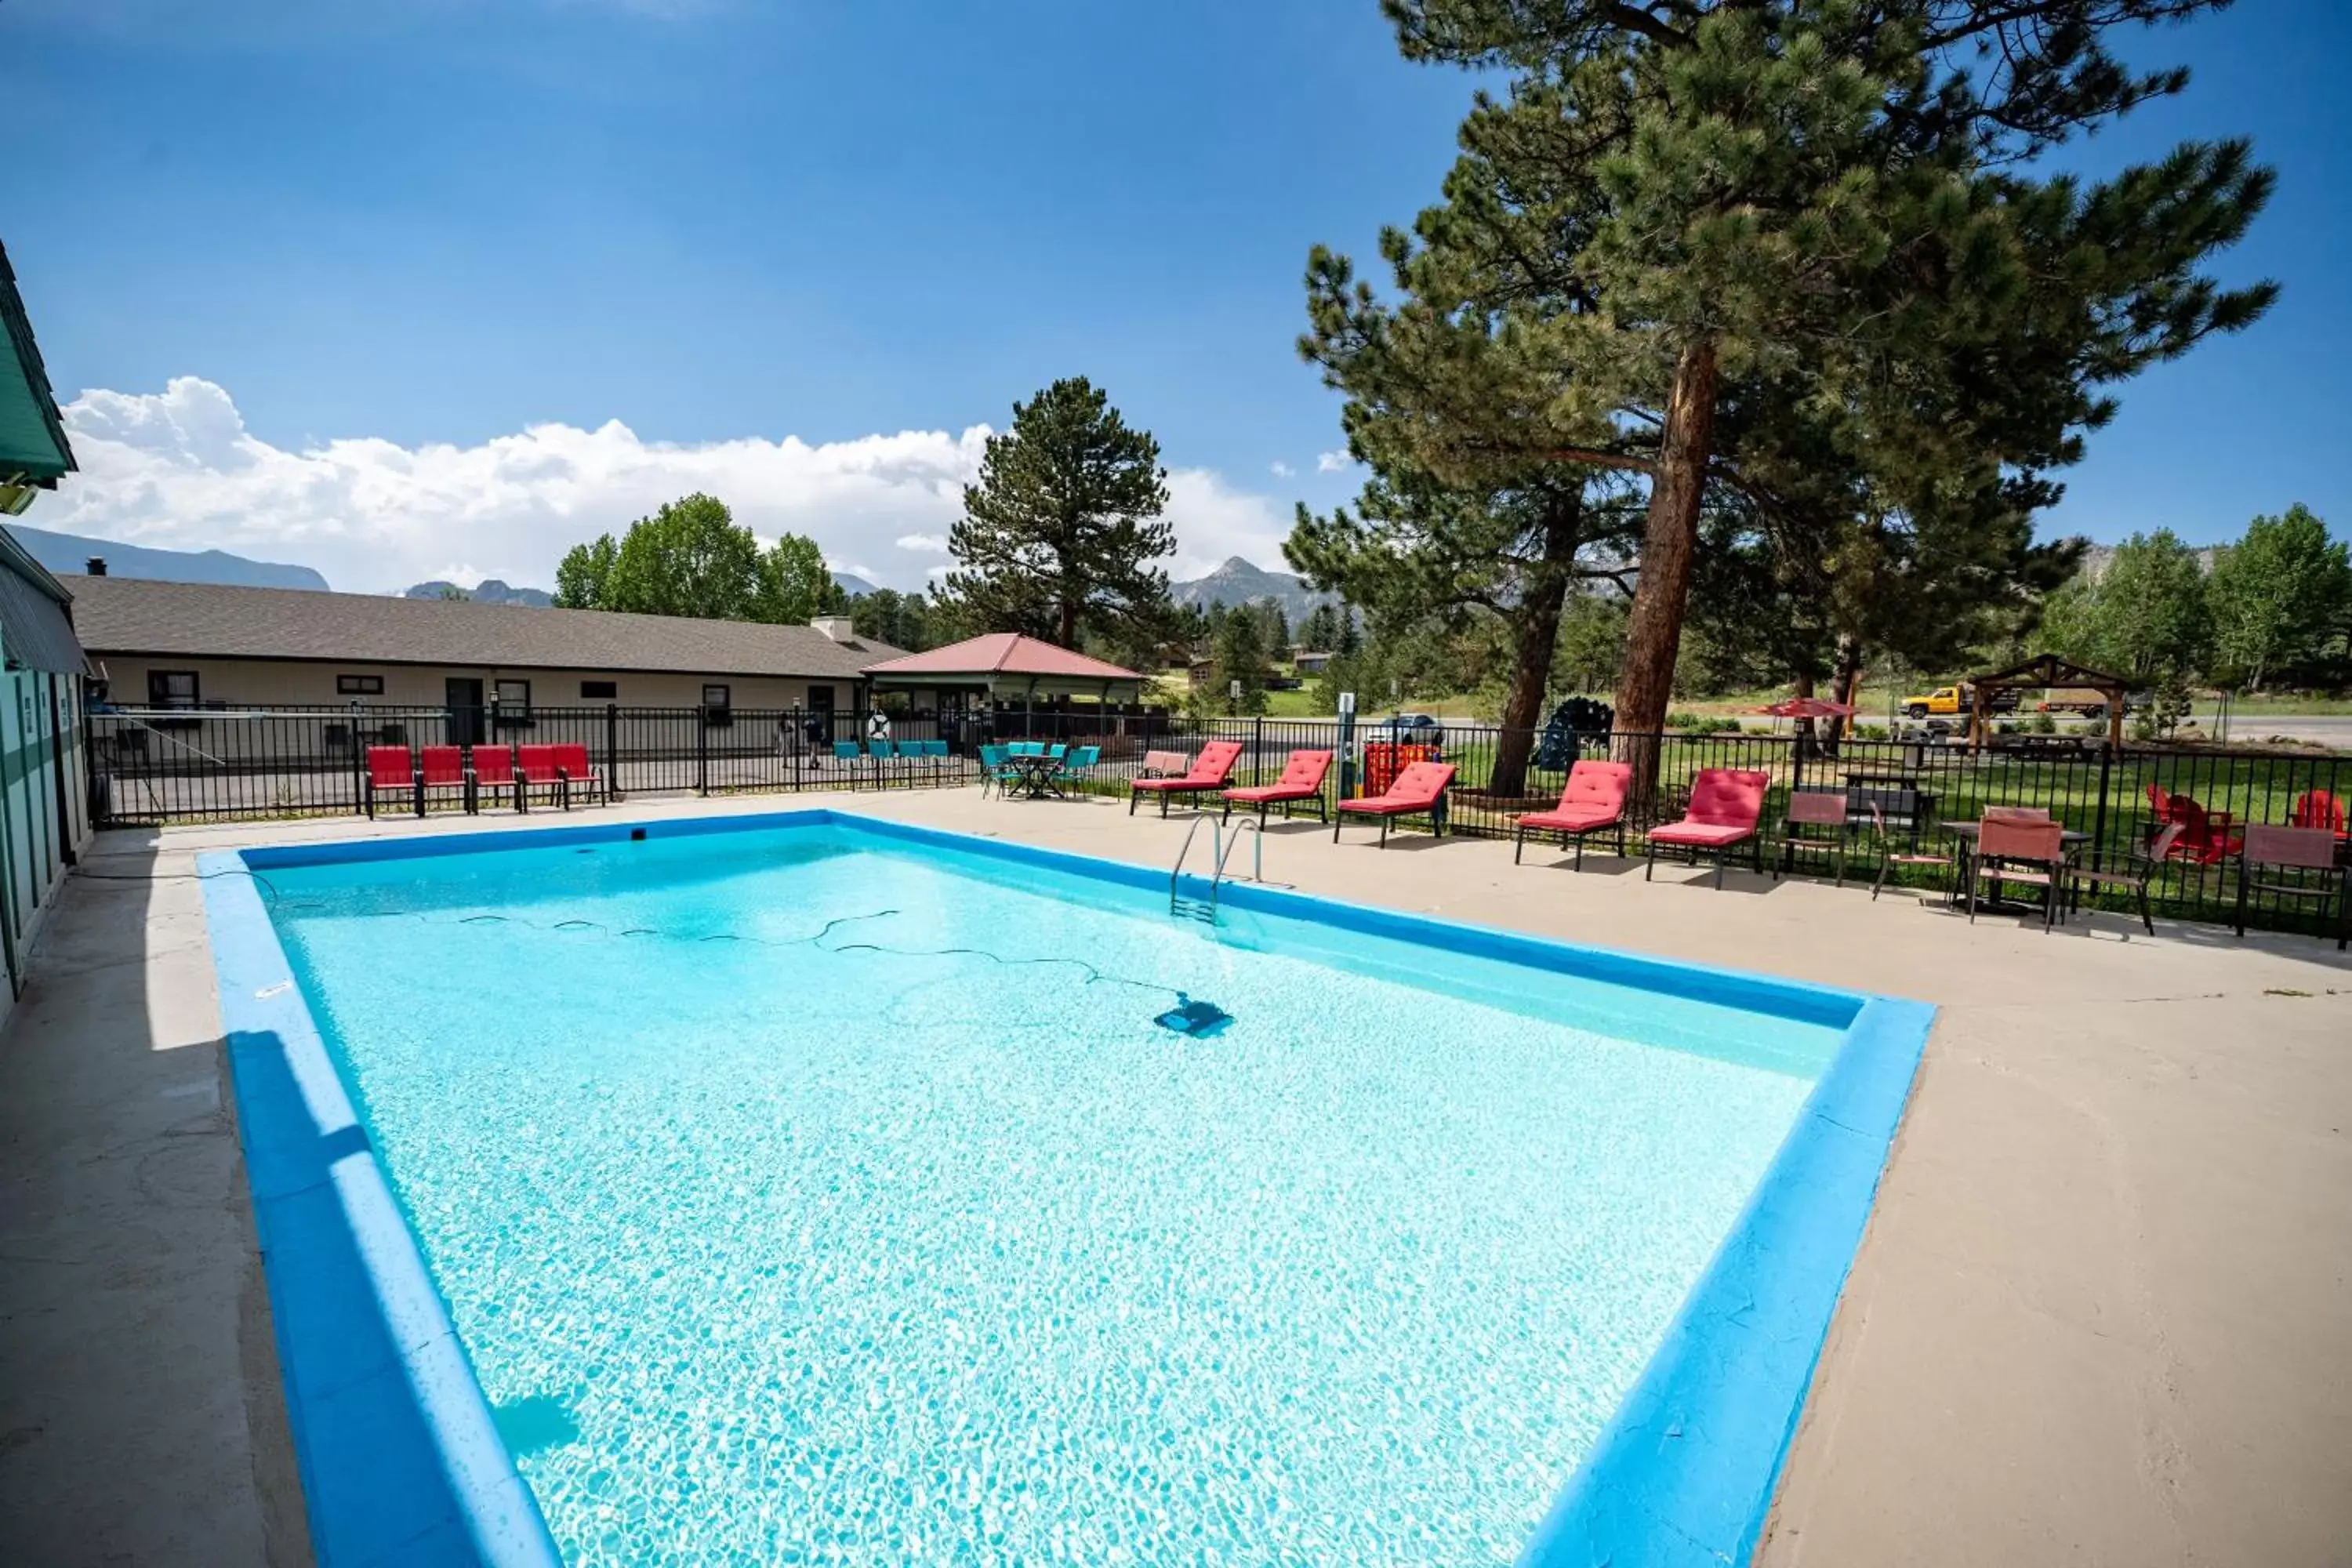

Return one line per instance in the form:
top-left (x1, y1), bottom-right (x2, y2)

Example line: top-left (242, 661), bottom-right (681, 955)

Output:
top-left (605, 704), bottom-right (620, 801)
top-left (2092, 739), bottom-right (2114, 872)
top-left (1252, 713), bottom-right (1265, 786)
top-left (348, 699), bottom-right (364, 815)
top-left (696, 708), bottom-right (710, 797)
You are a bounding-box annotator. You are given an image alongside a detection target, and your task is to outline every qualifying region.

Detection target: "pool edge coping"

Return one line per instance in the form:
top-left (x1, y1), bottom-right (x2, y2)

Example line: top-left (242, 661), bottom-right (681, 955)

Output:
top-left (200, 852), bottom-right (565, 1568)
top-left (212, 807), bottom-right (1936, 1568)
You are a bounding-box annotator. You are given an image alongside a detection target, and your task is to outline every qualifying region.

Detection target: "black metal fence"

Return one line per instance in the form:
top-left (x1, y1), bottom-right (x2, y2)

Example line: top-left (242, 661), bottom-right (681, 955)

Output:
top-left (86, 704), bottom-right (2349, 935)
top-left (85, 704), bottom-right (981, 825)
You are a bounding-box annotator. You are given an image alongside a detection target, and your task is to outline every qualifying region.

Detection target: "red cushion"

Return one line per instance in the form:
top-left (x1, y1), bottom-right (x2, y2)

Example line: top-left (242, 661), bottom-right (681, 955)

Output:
top-left (1519, 808), bottom-right (1619, 832)
top-left (1224, 784), bottom-right (1319, 803)
top-left (1338, 797), bottom-right (1434, 817)
top-left (1649, 821), bottom-right (1755, 848)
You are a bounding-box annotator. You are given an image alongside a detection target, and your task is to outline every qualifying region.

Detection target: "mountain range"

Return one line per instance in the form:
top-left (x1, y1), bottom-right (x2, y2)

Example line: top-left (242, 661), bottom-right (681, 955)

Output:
top-left (6, 522), bottom-right (330, 590)
top-left (402, 579), bottom-right (554, 607)
top-left (9, 525), bottom-right (1336, 637)
top-left (1171, 556), bottom-right (1337, 628)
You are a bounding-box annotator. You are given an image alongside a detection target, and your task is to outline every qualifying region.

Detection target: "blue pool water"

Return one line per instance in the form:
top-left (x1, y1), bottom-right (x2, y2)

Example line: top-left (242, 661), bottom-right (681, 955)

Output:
top-left (260, 822), bottom-right (1839, 1566)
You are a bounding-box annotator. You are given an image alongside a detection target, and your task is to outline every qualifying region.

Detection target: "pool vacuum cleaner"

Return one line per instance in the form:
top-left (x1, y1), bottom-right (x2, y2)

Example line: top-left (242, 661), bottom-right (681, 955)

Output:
top-left (1154, 996), bottom-right (1232, 1037)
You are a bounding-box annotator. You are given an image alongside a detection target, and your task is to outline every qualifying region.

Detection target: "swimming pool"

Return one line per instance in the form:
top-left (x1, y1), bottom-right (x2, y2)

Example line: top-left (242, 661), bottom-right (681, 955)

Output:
top-left (203, 811), bottom-right (1932, 1567)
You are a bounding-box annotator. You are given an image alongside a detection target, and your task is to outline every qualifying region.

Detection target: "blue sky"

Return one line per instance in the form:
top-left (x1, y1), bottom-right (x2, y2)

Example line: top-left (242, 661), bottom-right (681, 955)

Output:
top-left (5, 0), bottom-right (2346, 592)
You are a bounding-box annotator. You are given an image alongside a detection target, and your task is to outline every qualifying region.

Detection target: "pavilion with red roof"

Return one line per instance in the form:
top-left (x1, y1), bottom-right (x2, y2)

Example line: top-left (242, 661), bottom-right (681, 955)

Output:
top-left (862, 632), bottom-right (1148, 706)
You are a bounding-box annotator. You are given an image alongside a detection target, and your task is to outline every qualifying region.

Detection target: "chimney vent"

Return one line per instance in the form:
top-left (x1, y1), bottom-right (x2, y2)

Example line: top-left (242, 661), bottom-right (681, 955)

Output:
top-left (85, 557), bottom-right (107, 576)
top-left (811, 615), bottom-right (856, 641)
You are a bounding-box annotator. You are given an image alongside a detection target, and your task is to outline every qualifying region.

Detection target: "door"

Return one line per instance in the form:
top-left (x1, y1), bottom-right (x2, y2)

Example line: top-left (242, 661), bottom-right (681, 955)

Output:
top-left (445, 678), bottom-right (485, 746)
top-left (808, 685), bottom-right (836, 744)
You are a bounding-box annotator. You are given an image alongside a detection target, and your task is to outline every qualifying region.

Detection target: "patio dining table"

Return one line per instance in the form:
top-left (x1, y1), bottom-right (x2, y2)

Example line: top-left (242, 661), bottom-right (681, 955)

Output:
top-left (1940, 818), bottom-right (2090, 913)
top-left (1000, 753), bottom-right (1068, 800)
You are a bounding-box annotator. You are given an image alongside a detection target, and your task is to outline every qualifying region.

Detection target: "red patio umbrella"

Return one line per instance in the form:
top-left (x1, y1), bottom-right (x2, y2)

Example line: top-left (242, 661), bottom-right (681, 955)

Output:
top-left (1753, 696), bottom-right (1858, 720)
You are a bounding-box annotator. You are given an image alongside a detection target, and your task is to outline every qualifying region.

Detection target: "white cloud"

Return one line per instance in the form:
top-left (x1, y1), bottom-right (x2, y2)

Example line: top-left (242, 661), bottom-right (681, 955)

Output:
top-left (1316, 448), bottom-right (1352, 474)
top-left (48, 376), bottom-right (1294, 594)
top-left (1163, 469), bottom-right (1291, 579)
top-left (1269, 460), bottom-right (1295, 479)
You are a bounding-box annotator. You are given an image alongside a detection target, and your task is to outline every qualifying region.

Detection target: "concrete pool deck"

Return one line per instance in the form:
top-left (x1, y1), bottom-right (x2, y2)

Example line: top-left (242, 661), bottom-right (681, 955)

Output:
top-left (3, 786), bottom-right (2347, 1564)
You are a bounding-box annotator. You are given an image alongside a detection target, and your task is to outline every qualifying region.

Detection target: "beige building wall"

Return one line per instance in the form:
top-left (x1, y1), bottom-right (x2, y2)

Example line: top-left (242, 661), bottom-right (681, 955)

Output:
top-left (91, 655), bottom-right (858, 713)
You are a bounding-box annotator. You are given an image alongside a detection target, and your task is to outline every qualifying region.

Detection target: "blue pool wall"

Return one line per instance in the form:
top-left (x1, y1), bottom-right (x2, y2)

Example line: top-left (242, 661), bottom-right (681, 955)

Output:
top-left (202, 860), bottom-right (566, 1568)
top-left (211, 808), bottom-right (1935, 1568)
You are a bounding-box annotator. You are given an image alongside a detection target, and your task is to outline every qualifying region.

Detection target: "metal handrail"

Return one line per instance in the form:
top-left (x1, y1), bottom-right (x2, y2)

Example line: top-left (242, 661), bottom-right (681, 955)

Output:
top-left (1169, 814), bottom-right (1211, 915)
top-left (1210, 815), bottom-right (1263, 907)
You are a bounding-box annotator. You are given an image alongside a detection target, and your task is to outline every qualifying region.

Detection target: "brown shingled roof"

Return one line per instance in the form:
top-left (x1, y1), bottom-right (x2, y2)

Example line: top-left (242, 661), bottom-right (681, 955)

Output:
top-left (65, 575), bottom-right (903, 680)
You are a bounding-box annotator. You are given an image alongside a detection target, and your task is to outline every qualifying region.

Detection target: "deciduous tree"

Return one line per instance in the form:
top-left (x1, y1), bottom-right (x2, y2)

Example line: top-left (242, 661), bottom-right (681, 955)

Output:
top-left (2208, 504), bottom-right (2349, 689)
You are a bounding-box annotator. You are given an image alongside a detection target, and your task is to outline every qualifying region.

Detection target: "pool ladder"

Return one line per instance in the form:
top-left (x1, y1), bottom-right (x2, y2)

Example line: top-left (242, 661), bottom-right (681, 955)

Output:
top-left (1169, 815), bottom-right (1263, 924)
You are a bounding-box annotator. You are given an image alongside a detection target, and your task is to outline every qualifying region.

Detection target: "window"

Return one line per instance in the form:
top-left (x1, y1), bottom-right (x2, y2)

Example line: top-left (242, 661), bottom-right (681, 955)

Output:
top-left (702, 683), bottom-right (733, 727)
top-left (147, 670), bottom-right (199, 710)
top-left (336, 673), bottom-right (384, 695)
top-left (493, 678), bottom-right (532, 727)
top-left (702, 683), bottom-right (731, 709)
top-left (580, 680), bottom-right (617, 700)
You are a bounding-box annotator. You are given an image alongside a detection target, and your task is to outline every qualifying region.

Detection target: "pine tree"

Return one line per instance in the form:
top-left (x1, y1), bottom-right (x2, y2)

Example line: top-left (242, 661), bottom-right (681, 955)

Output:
top-left (1289, 464), bottom-right (1637, 793)
top-left (1210, 609), bottom-right (1272, 715)
top-left (1323, 0), bottom-right (2275, 752)
top-left (941, 377), bottom-right (1174, 648)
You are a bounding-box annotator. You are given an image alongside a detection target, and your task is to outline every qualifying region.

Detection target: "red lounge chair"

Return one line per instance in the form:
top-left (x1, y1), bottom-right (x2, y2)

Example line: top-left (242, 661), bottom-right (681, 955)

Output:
top-left (365, 745), bottom-right (418, 818)
top-left (1221, 749), bottom-right (1333, 825)
top-left (516, 744), bottom-right (570, 811)
top-left (1128, 740), bottom-right (1245, 817)
top-left (1645, 768), bottom-right (1769, 887)
top-left (552, 742), bottom-right (608, 807)
top-left (1512, 760), bottom-right (1632, 868)
top-left (418, 745), bottom-right (469, 814)
top-left (470, 744), bottom-right (521, 812)
top-left (1334, 760), bottom-right (1457, 847)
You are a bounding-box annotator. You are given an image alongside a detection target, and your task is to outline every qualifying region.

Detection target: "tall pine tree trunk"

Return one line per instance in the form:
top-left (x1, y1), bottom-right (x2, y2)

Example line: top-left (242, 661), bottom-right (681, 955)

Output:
top-left (1490, 488), bottom-right (1584, 799)
top-left (1827, 636), bottom-right (1864, 746)
top-left (1613, 339), bottom-right (1719, 795)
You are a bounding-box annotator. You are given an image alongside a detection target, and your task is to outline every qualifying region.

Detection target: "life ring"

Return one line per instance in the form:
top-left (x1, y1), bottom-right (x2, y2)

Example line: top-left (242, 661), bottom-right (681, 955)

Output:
top-left (866, 711), bottom-right (891, 742)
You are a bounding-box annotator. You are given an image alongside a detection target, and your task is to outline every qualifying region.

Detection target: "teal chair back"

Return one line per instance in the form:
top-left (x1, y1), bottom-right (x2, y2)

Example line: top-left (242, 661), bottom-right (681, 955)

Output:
top-left (831, 740), bottom-right (860, 760)
top-left (868, 739), bottom-right (895, 760)
top-left (1047, 743), bottom-right (1068, 760)
top-left (1010, 741), bottom-right (1041, 756)
top-left (1062, 745), bottom-right (1100, 771)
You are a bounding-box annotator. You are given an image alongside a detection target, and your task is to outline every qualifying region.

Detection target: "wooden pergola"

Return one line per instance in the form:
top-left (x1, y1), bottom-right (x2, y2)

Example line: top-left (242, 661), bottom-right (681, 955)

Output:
top-left (1965, 652), bottom-right (2130, 751)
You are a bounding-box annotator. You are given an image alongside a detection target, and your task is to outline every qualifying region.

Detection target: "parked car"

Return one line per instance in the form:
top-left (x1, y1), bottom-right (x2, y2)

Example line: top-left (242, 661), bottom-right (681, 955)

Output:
top-left (1381, 712), bottom-right (1445, 746)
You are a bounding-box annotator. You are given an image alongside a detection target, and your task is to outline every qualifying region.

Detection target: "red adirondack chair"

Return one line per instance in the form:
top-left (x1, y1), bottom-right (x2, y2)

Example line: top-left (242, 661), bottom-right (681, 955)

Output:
top-left (2291, 789), bottom-right (2347, 840)
top-left (1512, 760), bottom-right (1633, 868)
top-left (1645, 768), bottom-right (1770, 887)
top-left (1220, 749), bottom-right (1333, 825)
top-left (1127, 740), bottom-right (1245, 817)
top-left (364, 746), bottom-right (417, 818)
top-left (1334, 760), bottom-right (1457, 847)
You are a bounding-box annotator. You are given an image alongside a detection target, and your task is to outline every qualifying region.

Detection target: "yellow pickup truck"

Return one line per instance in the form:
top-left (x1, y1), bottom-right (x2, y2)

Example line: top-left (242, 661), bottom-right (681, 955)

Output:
top-left (1901, 683), bottom-right (2020, 720)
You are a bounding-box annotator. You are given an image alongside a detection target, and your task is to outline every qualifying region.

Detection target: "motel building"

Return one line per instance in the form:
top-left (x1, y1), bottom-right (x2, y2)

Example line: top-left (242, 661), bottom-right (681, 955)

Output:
top-left (66, 572), bottom-right (908, 746)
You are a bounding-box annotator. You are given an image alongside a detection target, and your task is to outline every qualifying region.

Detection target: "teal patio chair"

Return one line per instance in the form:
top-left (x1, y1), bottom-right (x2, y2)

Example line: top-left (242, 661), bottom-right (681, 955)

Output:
top-left (978, 743), bottom-right (1015, 798)
top-left (1052, 745), bottom-right (1101, 797)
